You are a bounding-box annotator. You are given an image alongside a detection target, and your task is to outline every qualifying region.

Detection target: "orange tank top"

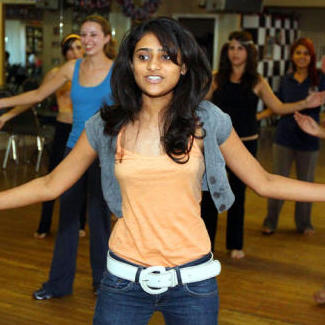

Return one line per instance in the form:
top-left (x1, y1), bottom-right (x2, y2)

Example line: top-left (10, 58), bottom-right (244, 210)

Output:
top-left (109, 131), bottom-right (211, 267)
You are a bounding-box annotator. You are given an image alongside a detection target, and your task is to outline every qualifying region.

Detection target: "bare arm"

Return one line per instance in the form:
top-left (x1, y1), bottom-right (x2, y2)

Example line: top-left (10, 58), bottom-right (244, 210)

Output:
top-left (257, 77), bottom-right (325, 115)
top-left (256, 107), bottom-right (273, 121)
top-left (0, 61), bottom-right (75, 109)
top-left (0, 131), bottom-right (97, 210)
top-left (0, 104), bottom-right (33, 129)
top-left (204, 71), bottom-right (218, 100)
top-left (0, 67), bottom-right (60, 129)
top-left (220, 128), bottom-right (325, 202)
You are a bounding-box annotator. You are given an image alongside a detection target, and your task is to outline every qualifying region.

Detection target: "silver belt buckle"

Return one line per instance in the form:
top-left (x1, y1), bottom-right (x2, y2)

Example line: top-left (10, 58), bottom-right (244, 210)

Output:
top-left (139, 266), bottom-right (169, 295)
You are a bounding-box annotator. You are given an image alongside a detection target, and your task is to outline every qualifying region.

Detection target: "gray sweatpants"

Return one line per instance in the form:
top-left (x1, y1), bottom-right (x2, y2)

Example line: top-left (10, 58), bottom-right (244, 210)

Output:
top-left (263, 144), bottom-right (318, 232)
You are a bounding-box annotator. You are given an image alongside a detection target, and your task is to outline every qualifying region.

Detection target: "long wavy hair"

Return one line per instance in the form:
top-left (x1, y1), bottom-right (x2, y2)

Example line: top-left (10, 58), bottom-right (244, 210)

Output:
top-left (101, 17), bottom-right (212, 163)
top-left (290, 37), bottom-right (319, 87)
top-left (216, 30), bottom-right (259, 91)
top-left (81, 15), bottom-right (116, 59)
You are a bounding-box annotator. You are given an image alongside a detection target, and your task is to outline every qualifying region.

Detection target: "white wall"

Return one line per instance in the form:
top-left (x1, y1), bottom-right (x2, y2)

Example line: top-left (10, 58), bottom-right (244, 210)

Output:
top-left (5, 20), bottom-right (26, 66)
top-left (216, 14), bottom-right (241, 69)
top-left (108, 11), bottom-right (131, 48)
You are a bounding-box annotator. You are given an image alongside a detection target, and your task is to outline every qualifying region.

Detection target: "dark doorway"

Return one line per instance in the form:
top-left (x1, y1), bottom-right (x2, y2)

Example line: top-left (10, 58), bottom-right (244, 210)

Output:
top-left (178, 18), bottom-right (215, 66)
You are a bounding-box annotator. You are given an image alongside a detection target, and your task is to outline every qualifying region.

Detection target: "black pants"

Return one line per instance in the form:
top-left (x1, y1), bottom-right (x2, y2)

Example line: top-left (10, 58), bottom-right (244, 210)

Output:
top-left (201, 139), bottom-right (257, 250)
top-left (43, 147), bottom-right (111, 295)
top-left (36, 121), bottom-right (86, 234)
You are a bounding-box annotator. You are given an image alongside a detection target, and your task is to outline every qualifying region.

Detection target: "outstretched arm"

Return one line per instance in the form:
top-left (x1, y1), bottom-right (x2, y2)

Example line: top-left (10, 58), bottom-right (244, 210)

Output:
top-left (0, 131), bottom-right (97, 210)
top-left (257, 77), bottom-right (325, 115)
top-left (0, 67), bottom-right (60, 129)
top-left (0, 104), bottom-right (33, 129)
top-left (294, 111), bottom-right (325, 139)
top-left (220, 128), bottom-right (325, 201)
top-left (0, 61), bottom-right (74, 109)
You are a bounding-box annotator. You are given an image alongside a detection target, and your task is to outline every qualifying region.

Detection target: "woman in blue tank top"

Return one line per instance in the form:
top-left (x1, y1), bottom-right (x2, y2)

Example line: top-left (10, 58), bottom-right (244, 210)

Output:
top-left (0, 34), bottom-right (87, 239)
top-left (0, 15), bottom-right (115, 299)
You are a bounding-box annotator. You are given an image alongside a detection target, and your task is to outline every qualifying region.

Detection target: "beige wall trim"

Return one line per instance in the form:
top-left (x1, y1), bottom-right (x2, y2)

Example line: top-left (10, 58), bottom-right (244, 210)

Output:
top-left (264, 0), bottom-right (325, 7)
top-left (0, 1), bottom-right (36, 4)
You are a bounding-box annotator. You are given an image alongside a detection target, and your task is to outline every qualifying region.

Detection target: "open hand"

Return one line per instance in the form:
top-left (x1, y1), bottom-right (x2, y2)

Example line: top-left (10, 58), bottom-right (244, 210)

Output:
top-left (294, 112), bottom-right (322, 137)
top-left (305, 90), bottom-right (325, 108)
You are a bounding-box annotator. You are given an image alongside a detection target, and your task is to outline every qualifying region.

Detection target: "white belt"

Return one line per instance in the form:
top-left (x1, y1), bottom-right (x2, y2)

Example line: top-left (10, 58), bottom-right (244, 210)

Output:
top-left (107, 252), bottom-right (221, 295)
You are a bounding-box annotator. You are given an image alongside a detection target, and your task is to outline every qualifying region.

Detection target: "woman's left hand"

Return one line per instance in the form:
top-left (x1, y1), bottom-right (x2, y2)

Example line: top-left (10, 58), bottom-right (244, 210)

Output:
top-left (294, 111), bottom-right (325, 138)
top-left (305, 91), bottom-right (325, 108)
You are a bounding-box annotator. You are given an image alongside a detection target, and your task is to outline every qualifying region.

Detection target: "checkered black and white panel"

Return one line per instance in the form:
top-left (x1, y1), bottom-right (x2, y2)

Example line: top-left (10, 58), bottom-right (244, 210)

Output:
top-left (242, 14), bottom-right (300, 112)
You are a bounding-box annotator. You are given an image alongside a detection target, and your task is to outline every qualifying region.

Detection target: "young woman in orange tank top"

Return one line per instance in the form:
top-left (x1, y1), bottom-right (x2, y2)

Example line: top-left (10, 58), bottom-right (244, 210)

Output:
top-left (1, 17), bottom-right (325, 324)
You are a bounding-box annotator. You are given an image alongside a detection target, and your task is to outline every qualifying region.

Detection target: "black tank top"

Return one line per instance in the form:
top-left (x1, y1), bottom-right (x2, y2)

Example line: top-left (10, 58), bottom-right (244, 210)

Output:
top-left (211, 81), bottom-right (259, 138)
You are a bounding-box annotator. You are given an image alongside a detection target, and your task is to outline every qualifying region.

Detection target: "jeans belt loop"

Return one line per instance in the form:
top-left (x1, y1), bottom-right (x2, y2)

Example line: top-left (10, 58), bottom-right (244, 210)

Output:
top-left (106, 252), bottom-right (221, 295)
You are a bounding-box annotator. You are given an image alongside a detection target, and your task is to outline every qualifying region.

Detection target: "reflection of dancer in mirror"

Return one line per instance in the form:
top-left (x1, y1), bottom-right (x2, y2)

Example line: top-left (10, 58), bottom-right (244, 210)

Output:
top-left (262, 38), bottom-right (325, 236)
top-left (203, 32), bottom-right (325, 259)
top-left (0, 15), bottom-right (115, 300)
top-left (0, 34), bottom-right (86, 239)
top-left (2, 17), bottom-right (325, 323)
top-left (295, 111), bottom-right (325, 304)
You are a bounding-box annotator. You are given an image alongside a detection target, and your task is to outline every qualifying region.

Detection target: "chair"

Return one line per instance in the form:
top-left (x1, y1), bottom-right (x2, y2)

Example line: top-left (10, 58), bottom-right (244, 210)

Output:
top-left (2, 107), bottom-right (45, 172)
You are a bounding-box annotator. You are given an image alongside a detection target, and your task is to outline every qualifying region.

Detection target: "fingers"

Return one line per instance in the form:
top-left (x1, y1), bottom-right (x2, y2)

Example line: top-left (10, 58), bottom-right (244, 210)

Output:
top-left (315, 90), bottom-right (325, 105)
top-left (321, 90), bottom-right (325, 104)
top-left (312, 91), bottom-right (325, 106)
top-left (306, 92), bottom-right (322, 108)
top-left (316, 92), bottom-right (324, 106)
top-left (294, 112), bottom-right (311, 129)
top-left (294, 111), bottom-right (305, 123)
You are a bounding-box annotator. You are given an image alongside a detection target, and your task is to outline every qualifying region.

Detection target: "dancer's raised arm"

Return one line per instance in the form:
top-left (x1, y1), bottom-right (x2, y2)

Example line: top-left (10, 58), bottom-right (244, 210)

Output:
top-left (221, 128), bottom-right (325, 201)
top-left (257, 76), bottom-right (325, 115)
top-left (0, 60), bottom-right (75, 109)
top-left (0, 66), bottom-right (61, 128)
top-left (0, 131), bottom-right (96, 209)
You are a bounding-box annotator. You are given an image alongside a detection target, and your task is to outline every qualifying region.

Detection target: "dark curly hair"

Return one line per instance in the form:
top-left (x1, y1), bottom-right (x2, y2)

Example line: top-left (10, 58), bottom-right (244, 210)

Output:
top-left (216, 30), bottom-right (259, 91)
top-left (101, 17), bottom-right (212, 163)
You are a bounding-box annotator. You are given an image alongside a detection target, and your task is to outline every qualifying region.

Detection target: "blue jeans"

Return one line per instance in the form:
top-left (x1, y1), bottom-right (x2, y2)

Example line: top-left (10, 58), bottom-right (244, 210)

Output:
top-left (93, 253), bottom-right (219, 325)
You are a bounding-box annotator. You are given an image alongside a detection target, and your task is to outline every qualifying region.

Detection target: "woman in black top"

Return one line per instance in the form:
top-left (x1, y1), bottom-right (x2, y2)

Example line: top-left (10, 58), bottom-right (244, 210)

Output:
top-left (202, 31), bottom-right (325, 259)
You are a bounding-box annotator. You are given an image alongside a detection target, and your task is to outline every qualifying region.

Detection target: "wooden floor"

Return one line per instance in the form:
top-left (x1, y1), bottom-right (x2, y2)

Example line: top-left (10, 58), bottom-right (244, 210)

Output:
top-left (0, 128), bottom-right (325, 324)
